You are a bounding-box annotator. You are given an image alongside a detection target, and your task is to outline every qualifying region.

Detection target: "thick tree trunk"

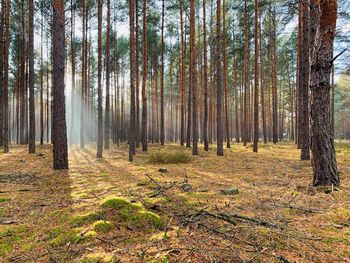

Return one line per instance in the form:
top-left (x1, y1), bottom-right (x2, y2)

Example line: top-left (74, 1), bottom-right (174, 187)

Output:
top-left (52, 0), bottom-right (68, 169)
top-left (29, 0), bottom-right (35, 153)
top-left (299, 0), bottom-right (310, 160)
top-left (3, 0), bottom-right (10, 153)
top-left (190, 0), bottom-right (198, 155)
top-left (0, 0), bottom-right (4, 147)
top-left (310, 0), bottom-right (339, 186)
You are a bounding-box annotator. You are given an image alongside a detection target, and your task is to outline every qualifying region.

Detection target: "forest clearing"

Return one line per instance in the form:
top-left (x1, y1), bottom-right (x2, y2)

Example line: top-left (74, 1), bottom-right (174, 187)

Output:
top-left (1, 142), bottom-right (350, 262)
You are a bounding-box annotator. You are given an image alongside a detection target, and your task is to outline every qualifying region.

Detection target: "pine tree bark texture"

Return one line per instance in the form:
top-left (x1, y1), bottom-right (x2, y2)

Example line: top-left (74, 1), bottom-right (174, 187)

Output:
top-left (310, 0), bottom-right (339, 186)
top-left (52, 0), bottom-right (68, 169)
top-left (29, 0), bottom-right (35, 154)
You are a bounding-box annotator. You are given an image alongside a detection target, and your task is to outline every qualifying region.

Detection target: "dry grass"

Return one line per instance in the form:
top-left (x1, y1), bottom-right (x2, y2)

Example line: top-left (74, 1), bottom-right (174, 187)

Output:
top-left (0, 141), bottom-right (349, 262)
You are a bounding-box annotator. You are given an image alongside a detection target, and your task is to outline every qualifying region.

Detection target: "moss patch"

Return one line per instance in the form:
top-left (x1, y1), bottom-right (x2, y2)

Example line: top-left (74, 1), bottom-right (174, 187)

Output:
top-left (130, 210), bottom-right (162, 228)
top-left (92, 220), bottom-right (114, 233)
top-left (0, 197), bottom-right (11, 203)
top-left (71, 211), bottom-right (104, 226)
top-left (100, 196), bottom-right (131, 210)
top-left (81, 252), bottom-right (118, 263)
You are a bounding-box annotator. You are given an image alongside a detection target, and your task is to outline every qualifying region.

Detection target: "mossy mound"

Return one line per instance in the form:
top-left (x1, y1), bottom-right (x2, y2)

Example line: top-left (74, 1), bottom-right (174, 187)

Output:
top-left (83, 230), bottom-right (98, 238)
top-left (71, 211), bottom-right (104, 226)
top-left (100, 196), bottom-right (131, 210)
top-left (49, 229), bottom-right (80, 247)
top-left (92, 220), bottom-right (114, 233)
top-left (81, 252), bottom-right (118, 263)
top-left (130, 210), bottom-right (162, 228)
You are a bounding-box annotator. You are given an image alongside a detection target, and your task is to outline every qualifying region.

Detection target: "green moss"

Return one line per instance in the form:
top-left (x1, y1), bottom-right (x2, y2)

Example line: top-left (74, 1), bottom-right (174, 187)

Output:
top-left (150, 231), bottom-right (169, 241)
top-left (71, 211), bottom-right (104, 226)
top-left (83, 231), bottom-right (98, 238)
top-left (50, 230), bottom-right (80, 247)
top-left (81, 252), bottom-right (118, 263)
top-left (148, 256), bottom-right (170, 263)
top-left (93, 220), bottom-right (114, 233)
top-left (100, 196), bottom-right (131, 210)
top-left (144, 197), bottom-right (168, 206)
top-left (0, 242), bottom-right (12, 256)
top-left (22, 243), bottom-right (35, 251)
top-left (0, 197), bottom-right (11, 203)
top-left (130, 210), bottom-right (162, 228)
top-left (148, 151), bottom-right (192, 164)
top-left (47, 226), bottom-right (81, 246)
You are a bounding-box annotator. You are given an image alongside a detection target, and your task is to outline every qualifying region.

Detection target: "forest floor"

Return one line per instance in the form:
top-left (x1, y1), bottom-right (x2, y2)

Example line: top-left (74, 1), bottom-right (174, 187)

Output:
top-left (0, 142), bottom-right (350, 263)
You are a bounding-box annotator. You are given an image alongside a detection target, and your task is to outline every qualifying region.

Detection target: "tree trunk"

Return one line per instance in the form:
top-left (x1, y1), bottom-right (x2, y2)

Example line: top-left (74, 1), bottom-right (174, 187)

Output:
top-left (52, 0), bottom-right (68, 169)
top-left (96, 0), bottom-right (103, 158)
top-left (3, 0), bottom-right (10, 153)
top-left (216, 0), bottom-right (223, 156)
top-left (310, 0), bottom-right (339, 186)
top-left (104, 0), bottom-right (111, 149)
top-left (253, 0), bottom-right (259, 152)
top-left (299, 0), bottom-right (310, 160)
top-left (160, 0), bottom-right (165, 146)
top-left (203, 0), bottom-right (209, 151)
top-left (0, 0), bottom-right (4, 148)
top-left (190, 0), bottom-right (198, 155)
top-left (129, 0), bottom-right (136, 161)
top-left (141, 0), bottom-right (148, 152)
top-left (29, 0), bottom-right (35, 153)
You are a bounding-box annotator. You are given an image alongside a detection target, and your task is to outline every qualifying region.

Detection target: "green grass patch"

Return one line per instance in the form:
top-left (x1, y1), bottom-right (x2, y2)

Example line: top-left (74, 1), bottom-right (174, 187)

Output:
top-left (0, 197), bottom-right (11, 203)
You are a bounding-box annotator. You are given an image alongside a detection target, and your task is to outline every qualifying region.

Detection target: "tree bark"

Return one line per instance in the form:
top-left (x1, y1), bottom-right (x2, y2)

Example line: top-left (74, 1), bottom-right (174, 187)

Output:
top-left (160, 0), bottom-right (165, 146)
top-left (29, 0), bottom-right (35, 153)
top-left (3, 0), bottom-right (10, 153)
top-left (104, 0), bottom-right (111, 149)
top-left (310, 0), bottom-right (339, 186)
top-left (141, 0), bottom-right (148, 152)
top-left (129, 0), bottom-right (136, 161)
top-left (299, 0), bottom-right (310, 160)
top-left (216, 0), bottom-right (223, 156)
top-left (190, 0), bottom-right (198, 155)
top-left (52, 0), bottom-right (68, 169)
top-left (96, 0), bottom-right (103, 158)
top-left (253, 0), bottom-right (259, 152)
top-left (203, 0), bottom-right (209, 151)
